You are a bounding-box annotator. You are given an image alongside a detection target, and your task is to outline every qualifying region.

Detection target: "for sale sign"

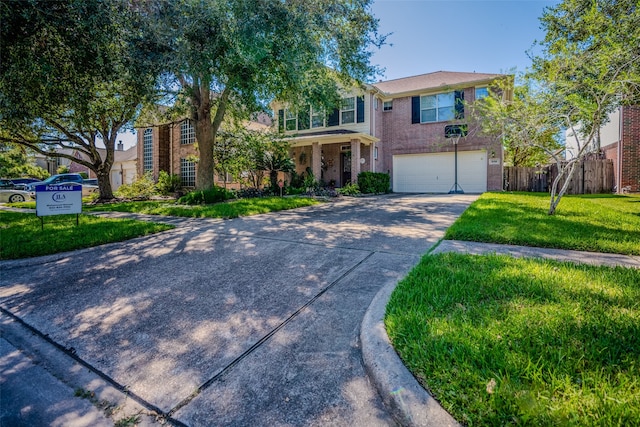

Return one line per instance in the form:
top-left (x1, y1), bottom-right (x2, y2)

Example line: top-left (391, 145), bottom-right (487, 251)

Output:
top-left (35, 184), bottom-right (82, 217)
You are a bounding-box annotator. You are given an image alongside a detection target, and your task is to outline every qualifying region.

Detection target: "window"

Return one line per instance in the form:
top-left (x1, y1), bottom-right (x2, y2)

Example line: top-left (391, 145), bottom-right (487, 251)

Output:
top-left (311, 107), bottom-right (325, 128)
top-left (143, 128), bottom-right (153, 172)
top-left (180, 158), bottom-right (196, 187)
top-left (476, 87), bottom-right (489, 101)
top-left (374, 146), bottom-right (378, 160)
top-left (420, 92), bottom-right (455, 123)
top-left (285, 110), bottom-right (297, 131)
top-left (383, 101), bottom-right (393, 111)
top-left (341, 97), bottom-right (355, 124)
top-left (180, 120), bottom-right (195, 145)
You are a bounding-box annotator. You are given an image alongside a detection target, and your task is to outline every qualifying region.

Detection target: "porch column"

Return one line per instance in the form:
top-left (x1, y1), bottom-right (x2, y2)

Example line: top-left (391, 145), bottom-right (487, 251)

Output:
top-left (351, 139), bottom-right (361, 182)
top-left (312, 142), bottom-right (322, 180)
top-left (370, 143), bottom-right (376, 173)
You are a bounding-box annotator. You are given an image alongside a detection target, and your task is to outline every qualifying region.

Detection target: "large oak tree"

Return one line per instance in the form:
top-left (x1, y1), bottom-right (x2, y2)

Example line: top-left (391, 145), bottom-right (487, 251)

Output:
top-left (0, 0), bottom-right (158, 199)
top-left (138, 0), bottom-right (383, 190)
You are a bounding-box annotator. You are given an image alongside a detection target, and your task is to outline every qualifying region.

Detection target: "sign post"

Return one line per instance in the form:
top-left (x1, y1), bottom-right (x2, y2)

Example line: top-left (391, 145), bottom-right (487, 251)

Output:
top-left (35, 184), bottom-right (83, 229)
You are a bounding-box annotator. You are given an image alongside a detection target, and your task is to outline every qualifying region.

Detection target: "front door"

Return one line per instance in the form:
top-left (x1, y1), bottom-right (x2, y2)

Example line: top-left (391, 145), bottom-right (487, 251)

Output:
top-left (341, 152), bottom-right (351, 185)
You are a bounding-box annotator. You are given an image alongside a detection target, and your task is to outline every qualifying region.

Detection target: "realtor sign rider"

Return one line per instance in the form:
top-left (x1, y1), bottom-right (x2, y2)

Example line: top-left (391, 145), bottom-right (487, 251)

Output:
top-left (36, 184), bottom-right (82, 217)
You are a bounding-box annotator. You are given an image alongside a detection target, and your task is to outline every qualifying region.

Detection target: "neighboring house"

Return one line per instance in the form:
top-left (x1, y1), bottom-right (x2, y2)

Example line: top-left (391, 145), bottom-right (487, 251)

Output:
top-left (33, 141), bottom-right (137, 190)
top-left (274, 71), bottom-right (507, 193)
top-left (566, 105), bottom-right (639, 193)
top-left (136, 115), bottom-right (271, 188)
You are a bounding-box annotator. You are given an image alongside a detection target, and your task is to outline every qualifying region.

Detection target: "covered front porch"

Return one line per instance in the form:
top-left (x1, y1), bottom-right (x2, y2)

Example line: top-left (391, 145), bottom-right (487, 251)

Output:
top-left (287, 130), bottom-right (379, 187)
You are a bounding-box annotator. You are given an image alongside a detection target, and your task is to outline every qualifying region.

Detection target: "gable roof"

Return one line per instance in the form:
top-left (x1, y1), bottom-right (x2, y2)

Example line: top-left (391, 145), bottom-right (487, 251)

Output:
top-left (372, 71), bottom-right (504, 97)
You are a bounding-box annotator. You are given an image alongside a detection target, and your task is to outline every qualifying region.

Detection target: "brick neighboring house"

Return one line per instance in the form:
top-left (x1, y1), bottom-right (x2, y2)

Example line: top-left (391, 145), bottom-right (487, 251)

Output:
top-left (567, 105), bottom-right (639, 193)
top-left (34, 141), bottom-right (137, 190)
top-left (136, 115), bottom-right (271, 188)
top-left (274, 71), bottom-right (508, 193)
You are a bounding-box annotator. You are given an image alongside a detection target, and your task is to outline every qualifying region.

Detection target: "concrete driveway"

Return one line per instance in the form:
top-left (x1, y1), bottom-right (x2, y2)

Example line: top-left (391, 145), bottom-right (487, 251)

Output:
top-left (1, 194), bottom-right (476, 426)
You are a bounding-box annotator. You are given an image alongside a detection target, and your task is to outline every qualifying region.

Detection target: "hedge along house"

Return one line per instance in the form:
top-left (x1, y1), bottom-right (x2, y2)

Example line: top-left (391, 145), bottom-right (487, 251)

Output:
top-left (136, 114), bottom-right (271, 189)
top-left (275, 71), bottom-right (509, 193)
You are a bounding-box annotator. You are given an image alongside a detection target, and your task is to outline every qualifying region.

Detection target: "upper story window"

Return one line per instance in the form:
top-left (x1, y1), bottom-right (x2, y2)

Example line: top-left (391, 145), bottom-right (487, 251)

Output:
top-left (143, 128), bottom-right (153, 172)
top-left (383, 101), bottom-right (393, 111)
top-left (412, 91), bottom-right (464, 124)
top-left (278, 96), bottom-right (365, 132)
top-left (476, 87), bottom-right (489, 101)
top-left (341, 97), bottom-right (355, 124)
top-left (285, 110), bottom-right (297, 131)
top-left (421, 92), bottom-right (455, 122)
top-left (311, 107), bottom-right (325, 128)
top-left (180, 120), bottom-right (195, 145)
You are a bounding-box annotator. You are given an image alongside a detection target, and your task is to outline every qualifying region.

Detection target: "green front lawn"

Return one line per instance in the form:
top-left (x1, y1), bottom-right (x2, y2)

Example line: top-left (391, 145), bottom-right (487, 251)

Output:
top-left (386, 253), bottom-right (640, 426)
top-left (444, 192), bottom-right (640, 255)
top-left (0, 211), bottom-right (174, 260)
top-left (82, 196), bottom-right (321, 218)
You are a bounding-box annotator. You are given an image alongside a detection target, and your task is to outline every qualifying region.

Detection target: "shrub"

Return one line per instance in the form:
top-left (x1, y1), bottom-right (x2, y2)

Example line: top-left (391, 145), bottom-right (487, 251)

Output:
top-left (156, 171), bottom-right (181, 195)
top-left (178, 186), bottom-right (234, 205)
top-left (115, 172), bottom-right (156, 200)
top-left (56, 165), bottom-right (70, 174)
top-left (337, 182), bottom-right (360, 196)
top-left (358, 172), bottom-right (390, 194)
top-left (237, 187), bottom-right (265, 198)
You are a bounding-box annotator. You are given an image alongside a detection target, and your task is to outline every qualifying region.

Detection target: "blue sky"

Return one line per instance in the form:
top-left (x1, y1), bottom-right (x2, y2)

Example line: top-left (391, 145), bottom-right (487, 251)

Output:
top-left (118, 0), bottom-right (558, 149)
top-left (369, 0), bottom-right (558, 81)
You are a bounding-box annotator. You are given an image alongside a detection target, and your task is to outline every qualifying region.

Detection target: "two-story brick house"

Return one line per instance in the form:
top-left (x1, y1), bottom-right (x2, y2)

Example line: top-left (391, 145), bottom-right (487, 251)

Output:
top-left (136, 115), bottom-right (271, 188)
top-left (276, 71), bottom-right (508, 193)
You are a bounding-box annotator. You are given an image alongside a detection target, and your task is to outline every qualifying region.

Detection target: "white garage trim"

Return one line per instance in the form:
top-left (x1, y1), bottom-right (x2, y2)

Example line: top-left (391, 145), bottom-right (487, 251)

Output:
top-left (393, 150), bottom-right (487, 193)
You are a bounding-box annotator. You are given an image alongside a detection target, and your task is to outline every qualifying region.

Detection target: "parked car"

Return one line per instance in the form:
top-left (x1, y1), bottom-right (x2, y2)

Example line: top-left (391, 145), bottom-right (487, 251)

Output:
top-left (0, 189), bottom-right (30, 203)
top-left (83, 178), bottom-right (98, 186)
top-left (0, 178), bottom-right (15, 189)
top-left (25, 173), bottom-right (97, 198)
top-left (9, 178), bottom-right (40, 190)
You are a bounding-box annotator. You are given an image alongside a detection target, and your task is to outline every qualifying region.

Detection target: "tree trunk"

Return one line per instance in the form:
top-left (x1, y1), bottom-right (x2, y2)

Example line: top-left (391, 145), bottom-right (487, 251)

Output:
top-left (96, 170), bottom-right (114, 199)
top-left (548, 159), bottom-right (579, 215)
top-left (191, 83), bottom-right (230, 190)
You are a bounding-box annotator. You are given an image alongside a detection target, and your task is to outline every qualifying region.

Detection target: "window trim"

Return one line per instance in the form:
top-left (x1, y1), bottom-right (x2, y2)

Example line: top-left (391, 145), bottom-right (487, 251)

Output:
top-left (285, 109), bottom-right (297, 131)
top-left (341, 97), bottom-right (355, 124)
top-left (475, 86), bottom-right (489, 101)
top-left (311, 106), bottom-right (325, 128)
top-left (143, 128), bottom-right (153, 172)
top-left (180, 119), bottom-right (195, 145)
top-left (180, 158), bottom-right (196, 187)
top-left (383, 100), bottom-right (393, 112)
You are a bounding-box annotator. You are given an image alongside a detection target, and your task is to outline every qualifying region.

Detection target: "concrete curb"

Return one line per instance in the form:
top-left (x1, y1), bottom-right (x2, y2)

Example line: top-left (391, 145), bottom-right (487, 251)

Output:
top-left (360, 280), bottom-right (460, 427)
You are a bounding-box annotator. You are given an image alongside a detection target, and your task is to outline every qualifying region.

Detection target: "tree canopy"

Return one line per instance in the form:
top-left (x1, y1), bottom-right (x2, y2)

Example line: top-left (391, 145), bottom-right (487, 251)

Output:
top-left (137, 0), bottom-right (383, 189)
top-left (0, 0), bottom-right (159, 199)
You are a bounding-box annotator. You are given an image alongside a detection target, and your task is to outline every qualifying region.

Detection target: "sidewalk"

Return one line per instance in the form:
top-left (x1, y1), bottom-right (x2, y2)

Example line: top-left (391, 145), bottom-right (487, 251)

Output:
top-left (360, 239), bottom-right (640, 427)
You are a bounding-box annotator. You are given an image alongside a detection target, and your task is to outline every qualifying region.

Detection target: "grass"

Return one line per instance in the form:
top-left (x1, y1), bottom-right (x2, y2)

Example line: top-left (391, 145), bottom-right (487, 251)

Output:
top-left (386, 253), bottom-right (640, 426)
top-left (0, 211), bottom-right (173, 260)
top-left (82, 196), bottom-right (321, 218)
top-left (444, 192), bottom-right (640, 255)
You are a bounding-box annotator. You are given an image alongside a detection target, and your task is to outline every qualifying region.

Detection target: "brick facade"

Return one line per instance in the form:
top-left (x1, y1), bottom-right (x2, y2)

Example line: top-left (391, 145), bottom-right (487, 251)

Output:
top-left (621, 106), bottom-right (640, 192)
top-left (373, 87), bottom-right (503, 191)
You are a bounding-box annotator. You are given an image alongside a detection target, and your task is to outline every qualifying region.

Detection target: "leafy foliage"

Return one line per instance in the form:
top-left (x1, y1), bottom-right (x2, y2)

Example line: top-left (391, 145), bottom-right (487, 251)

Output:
top-left (0, 143), bottom-right (48, 179)
top-left (156, 171), bottom-right (181, 195)
top-left (136, 0), bottom-right (384, 189)
top-left (115, 172), bottom-right (157, 200)
top-left (357, 172), bottom-right (390, 194)
top-left (0, 0), bottom-right (160, 199)
top-left (178, 186), bottom-right (234, 205)
top-left (337, 182), bottom-right (360, 196)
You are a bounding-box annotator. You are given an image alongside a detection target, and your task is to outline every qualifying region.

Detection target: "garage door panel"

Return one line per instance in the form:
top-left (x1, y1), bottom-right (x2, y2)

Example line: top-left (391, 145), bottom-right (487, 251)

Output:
top-left (393, 151), bottom-right (486, 193)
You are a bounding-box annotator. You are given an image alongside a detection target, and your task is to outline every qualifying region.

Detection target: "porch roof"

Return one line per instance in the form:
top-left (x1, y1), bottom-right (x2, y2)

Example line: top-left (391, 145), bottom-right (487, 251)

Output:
top-left (286, 130), bottom-right (379, 147)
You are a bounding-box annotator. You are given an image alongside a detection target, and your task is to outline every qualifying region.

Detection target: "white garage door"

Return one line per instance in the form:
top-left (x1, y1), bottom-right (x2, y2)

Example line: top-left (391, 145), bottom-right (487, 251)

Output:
top-left (393, 150), bottom-right (487, 193)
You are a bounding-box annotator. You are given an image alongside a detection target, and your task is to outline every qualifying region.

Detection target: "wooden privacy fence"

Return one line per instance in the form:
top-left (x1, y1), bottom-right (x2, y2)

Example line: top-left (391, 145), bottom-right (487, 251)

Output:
top-left (504, 159), bottom-right (614, 194)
